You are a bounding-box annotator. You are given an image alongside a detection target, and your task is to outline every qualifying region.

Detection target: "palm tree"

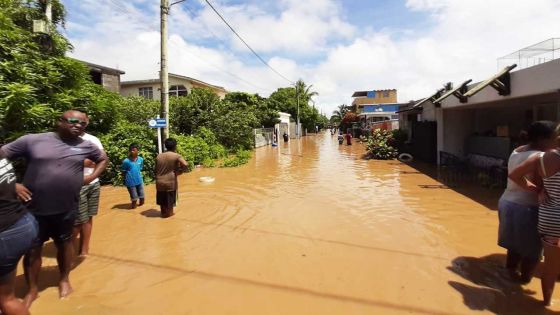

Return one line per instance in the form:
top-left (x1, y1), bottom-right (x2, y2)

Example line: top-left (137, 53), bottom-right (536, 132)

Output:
top-left (294, 79), bottom-right (318, 102)
top-left (331, 104), bottom-right (349, 121)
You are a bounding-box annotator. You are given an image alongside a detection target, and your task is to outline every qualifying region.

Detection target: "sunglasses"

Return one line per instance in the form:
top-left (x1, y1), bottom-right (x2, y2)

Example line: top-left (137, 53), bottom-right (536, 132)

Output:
top-left (60, 117), bottom-right (88, 126)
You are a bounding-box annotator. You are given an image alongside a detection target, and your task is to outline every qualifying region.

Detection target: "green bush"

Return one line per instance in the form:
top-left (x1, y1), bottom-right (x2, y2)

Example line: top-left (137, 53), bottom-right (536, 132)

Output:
top-left (212, 105), bottom-right (259, 150)
top-left (221, 149), bottom-right (252, 167)
top-left (173, 133), bottom-right (209, 170)
top-left (366, 129), bottom-right (398, 160)
top-left (116, 96), bottom-right (160, 126)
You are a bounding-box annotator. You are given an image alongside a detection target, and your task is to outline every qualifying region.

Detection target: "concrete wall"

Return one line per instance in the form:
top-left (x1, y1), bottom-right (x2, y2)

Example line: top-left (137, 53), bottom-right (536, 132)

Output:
top-left (439, 109), bottom-right (475, 158)
top-left (101, 73), bottom-right (120, 93)
top-left (421, 102), bottom-right (437, 121)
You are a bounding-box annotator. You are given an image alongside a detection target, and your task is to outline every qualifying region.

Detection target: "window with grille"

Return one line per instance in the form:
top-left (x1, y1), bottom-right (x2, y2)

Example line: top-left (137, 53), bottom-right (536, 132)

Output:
top-left (138, 87), bottom-right (153, 99)
top-left (169, 85), bottom-right (188, 97)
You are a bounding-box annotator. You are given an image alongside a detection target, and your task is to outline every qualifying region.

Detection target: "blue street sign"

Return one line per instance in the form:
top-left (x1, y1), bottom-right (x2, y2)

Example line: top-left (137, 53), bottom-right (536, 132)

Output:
top-left (148, 118), bottom-right (167, 128)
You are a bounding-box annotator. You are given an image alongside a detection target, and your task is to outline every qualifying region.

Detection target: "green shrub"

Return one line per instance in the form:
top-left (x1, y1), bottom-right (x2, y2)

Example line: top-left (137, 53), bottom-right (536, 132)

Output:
top-left (366, 129), bottom-right (398, 160)
top-left (221, 149), bottom-right (252, 167)
top-left (116, 96), bottom-right (160, 126)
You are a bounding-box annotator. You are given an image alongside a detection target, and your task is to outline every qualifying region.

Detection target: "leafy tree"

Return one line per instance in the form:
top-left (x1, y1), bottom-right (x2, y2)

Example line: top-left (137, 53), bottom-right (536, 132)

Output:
top-left (223, 91), bottom-right (280, 128)
top-left (170, 88), bottom-right (220, 135)
top-left (212, 101), bottom-right (259, 150)
top-left (0, 0), bottom-right (117, 141)
top-left (268, 80), bottom-right (319, 132)
top-left (116, 96), bottom-right (159, 126)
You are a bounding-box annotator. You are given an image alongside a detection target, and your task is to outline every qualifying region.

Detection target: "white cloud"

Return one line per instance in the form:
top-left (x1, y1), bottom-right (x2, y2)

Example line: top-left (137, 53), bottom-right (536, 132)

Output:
top-left (63, 0), bottom-right (560, 116)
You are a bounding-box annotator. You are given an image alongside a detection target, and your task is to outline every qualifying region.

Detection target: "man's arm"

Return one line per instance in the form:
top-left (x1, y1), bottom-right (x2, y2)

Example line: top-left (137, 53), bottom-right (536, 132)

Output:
top-left (84, 148), bottom-right (108, 185)
top-left (0, 135), bottom-right (30, 159)
top-left (2, 138), bottom-right (32, 201)
top-left (85, 156), bottom-right (108, 185)
top-left (175, 157), bottom-right (189, 175)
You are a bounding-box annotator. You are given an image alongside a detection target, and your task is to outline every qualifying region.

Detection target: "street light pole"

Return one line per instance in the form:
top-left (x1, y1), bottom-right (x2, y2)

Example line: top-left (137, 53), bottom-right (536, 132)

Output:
top-left (160, 0), bottom-right (170, 140)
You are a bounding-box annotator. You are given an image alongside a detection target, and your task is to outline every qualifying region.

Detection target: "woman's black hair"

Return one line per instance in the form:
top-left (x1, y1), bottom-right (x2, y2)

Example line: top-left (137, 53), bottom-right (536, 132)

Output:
top-left (527, 120), bottom-right (558, 143)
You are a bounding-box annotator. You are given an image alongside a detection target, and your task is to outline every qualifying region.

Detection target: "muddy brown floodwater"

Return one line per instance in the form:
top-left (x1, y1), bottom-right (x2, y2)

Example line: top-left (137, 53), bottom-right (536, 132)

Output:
top-left (17, 133), bottom-right (560, 314)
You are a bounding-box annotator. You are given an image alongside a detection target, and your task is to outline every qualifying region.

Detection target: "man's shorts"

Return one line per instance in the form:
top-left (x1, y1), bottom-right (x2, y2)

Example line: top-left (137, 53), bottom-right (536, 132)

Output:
top-left (34, 211), bottom-right (76, 247)
top-left (156, 191), bottom-right (176, 208)
top-left (75, 181), bottom-right (101, 225)
top-left (0, 212), bottom-right (38, 278)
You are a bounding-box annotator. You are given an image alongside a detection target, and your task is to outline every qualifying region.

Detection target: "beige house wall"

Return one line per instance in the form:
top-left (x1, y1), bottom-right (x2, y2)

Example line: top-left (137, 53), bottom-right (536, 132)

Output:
top-left (121, 76), bottom-right (226, 100)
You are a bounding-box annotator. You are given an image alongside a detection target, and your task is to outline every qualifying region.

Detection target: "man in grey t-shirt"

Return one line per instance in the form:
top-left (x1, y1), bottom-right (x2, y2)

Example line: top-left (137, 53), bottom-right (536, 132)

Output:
top-left (0, 110), bottom-right (107, 306)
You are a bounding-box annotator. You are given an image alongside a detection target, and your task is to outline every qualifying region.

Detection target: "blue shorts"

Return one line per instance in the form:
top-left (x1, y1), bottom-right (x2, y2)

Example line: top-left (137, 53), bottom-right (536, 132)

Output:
top-left (0, 212), bottom-right (38, 277)
top-left (126, 184), bottom-right (145, 201)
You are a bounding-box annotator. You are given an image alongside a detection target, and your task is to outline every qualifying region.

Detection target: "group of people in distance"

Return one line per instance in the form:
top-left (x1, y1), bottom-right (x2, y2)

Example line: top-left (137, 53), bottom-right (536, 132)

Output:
top-left (0, 109), bottom-right (187, 314)
top-left (499, 120), bottom-right (560, 306)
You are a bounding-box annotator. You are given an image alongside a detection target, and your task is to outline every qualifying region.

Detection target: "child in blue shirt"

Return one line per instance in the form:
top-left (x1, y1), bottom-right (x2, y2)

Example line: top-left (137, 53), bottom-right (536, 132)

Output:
top-left (121, 144), bottom-right (144, 209)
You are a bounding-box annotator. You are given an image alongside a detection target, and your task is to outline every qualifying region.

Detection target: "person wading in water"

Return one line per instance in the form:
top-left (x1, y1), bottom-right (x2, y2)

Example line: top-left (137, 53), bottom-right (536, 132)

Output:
top-left (155, 138), bottom-right (188, 218)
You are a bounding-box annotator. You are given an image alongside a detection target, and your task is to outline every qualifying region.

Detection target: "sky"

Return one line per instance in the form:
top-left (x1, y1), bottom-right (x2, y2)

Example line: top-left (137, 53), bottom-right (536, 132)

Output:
top-left (61, 0), bottom-right (560, 115)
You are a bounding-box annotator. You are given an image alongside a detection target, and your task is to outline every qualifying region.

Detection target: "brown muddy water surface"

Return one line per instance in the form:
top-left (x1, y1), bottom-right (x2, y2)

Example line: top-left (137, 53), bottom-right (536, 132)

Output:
top-left (19, 133), bottom-right (560, 314)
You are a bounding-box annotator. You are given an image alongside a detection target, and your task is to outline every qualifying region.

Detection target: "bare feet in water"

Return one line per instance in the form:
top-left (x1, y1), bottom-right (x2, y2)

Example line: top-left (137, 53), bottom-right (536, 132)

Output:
top-left (59, 280), bottom-right (73, 299)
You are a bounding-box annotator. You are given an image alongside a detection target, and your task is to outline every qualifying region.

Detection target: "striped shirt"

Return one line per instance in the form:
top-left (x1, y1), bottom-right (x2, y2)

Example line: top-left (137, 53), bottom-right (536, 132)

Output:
top-left (538, 151), bottom-right (560, 238)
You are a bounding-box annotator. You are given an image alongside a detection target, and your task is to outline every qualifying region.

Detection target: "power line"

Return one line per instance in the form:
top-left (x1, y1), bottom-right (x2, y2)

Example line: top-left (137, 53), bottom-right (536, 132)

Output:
top-left (201, 0), bottom-right (295, 85)
top-left (168, 38), bottom-right (273, 94)
top-left (104, 0), bottom-right (276, 94)
top-left (176, 5), bottom-right (273, 93)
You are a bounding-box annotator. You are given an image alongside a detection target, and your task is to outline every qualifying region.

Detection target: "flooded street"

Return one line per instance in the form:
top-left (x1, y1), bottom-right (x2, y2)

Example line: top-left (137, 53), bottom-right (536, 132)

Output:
top-left (23, 133), bottom-right (557, 314)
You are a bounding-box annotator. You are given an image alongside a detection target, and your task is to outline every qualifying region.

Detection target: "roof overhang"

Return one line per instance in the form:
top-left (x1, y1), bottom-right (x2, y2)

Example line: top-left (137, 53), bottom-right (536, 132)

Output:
top-left (396, 106), bottom-right (423, 114)
top-left (463, 64), bottom-right (517, 98)
top-left (413, 88), bottom-right (445, 108)
top-left (352, 91), bottom-right (368, 97)
top-left (433, 79), bottom-right (472, 105)
top-left (77, 60), bottom-right (125, 75)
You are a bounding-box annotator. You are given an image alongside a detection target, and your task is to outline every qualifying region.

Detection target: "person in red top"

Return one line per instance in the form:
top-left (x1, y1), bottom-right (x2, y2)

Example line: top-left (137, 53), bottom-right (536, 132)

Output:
top-left (345, 129), bottom-right (352, 145)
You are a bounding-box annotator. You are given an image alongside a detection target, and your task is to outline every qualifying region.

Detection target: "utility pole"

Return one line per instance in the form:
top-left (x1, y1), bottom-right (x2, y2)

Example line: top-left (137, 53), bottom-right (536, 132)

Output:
top-left (160, 0), bottom-right (170, 140)
top-left (296, 84), bottom-right (300, 138)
